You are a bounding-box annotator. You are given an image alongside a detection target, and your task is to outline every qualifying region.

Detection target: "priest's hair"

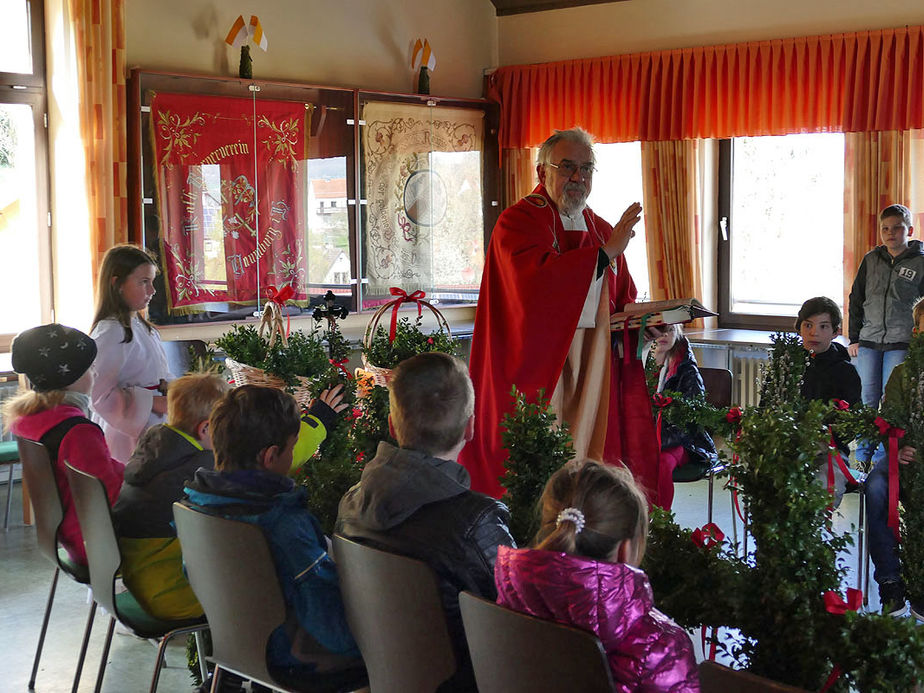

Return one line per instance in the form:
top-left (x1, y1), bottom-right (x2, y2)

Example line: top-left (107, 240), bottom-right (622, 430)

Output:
top-left (537, 127), bottom-right (596, 167)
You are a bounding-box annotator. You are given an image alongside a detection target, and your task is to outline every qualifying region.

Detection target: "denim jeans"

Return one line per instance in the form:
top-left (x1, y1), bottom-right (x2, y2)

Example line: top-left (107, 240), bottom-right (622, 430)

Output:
top-left (855, 347), bottom-right (907, 461)
top-left (864, 449), bottom-right (901, 585)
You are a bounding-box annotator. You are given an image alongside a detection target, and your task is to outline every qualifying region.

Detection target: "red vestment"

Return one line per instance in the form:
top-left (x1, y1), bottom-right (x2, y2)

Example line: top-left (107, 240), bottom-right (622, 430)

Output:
top-left (460, 184), bottom-right (660, 504)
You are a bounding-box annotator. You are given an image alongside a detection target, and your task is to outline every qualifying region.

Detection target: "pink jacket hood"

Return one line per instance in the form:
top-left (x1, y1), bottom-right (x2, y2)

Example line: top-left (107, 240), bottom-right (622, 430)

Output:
top-left (494, 546), bottom-right (699, 692)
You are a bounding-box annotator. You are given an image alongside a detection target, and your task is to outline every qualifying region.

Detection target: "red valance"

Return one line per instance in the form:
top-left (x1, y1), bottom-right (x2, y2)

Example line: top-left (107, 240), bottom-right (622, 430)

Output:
top-left (486, 25), bottom-right (924, 148)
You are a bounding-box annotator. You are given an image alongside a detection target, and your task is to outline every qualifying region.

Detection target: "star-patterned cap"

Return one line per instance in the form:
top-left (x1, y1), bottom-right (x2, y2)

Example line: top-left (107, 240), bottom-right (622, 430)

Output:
top-left (11, 324), bottom-right (98, 392)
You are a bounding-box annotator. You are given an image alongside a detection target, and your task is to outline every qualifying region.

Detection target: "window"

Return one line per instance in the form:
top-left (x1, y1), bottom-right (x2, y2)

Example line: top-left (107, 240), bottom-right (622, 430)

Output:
top-left (718, 133), bottom-right (845, 329)
top-left (0, 0), bottom-right (48, 345)
top-left (587, 142), bottom-right (649, 301)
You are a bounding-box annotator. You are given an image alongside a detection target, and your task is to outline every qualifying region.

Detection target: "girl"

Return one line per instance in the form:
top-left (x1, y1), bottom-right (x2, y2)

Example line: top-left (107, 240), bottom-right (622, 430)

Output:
top-left (494, 460), bottom-right (699, 692)
top-left (650, 323), bottom-right (717, 508)
top-left (90, 244), bottom-right (173, 462)
top-left (5, 324), bottom-right (124, 565)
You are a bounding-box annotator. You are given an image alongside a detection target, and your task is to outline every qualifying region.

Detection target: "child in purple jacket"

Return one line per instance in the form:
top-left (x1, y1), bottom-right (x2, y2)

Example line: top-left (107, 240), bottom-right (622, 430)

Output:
top-left (495, 460), bottom-right (699, 692)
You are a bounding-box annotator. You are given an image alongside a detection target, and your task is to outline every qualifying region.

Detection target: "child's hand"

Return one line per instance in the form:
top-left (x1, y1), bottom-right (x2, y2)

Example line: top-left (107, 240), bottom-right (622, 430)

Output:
top-left (899, 445), bottom-right (917, 465)
top-left (152, 395), bottom-right (167, 416)
top-left (317, 384), bottom-right (349, 414)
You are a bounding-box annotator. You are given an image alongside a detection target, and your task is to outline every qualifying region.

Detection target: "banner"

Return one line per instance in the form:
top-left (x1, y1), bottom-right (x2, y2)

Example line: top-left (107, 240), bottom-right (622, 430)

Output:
top-left (362, 102), bottom-right (484, 302)
top-left (150, 92), bottom-right (308, 313)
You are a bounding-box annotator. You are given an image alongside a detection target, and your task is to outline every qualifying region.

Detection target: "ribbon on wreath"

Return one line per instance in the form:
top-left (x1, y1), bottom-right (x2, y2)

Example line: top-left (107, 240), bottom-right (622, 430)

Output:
top-left (699, 626), bottom-right (719, 661)
top-left (651, 393), bottom-right (673, 451)
top-left (388, 288), bottom-right (426, 342)
top-left (329, 358), bottom-right (353, 379)
top-left (265, 284), bottom-right (295, 339)
top-left (875, 416), bottom-right (906, 541)
top-left (691, 522), bottom-right (725, 549)
top-left (819, 588), bottom-right (863, 693)
top-left (825, 426), bottom-right (859, 509)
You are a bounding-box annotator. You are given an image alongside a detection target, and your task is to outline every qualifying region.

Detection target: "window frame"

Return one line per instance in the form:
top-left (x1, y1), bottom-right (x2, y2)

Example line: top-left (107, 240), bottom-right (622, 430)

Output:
top-left (717, 137), bottom-right (837, 331)
top-left (0, 0), bottom-right (50, 352)
top-left (127, 70), bottom-right (500, 326)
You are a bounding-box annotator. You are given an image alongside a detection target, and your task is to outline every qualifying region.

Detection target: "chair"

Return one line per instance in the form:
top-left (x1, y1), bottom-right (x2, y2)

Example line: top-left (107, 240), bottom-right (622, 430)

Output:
top-left (173, 503), bottom-right (367, 693)
top-left (697, 367), bottom-right (734, 525)
top-left (332, 534), bottom-right (457, 693)
top-left (65, 464), bottom-right (207, 693)
top-left (458, 591), bottom-right (614, 693)
top-left (698, 660), bottom-right (810, 692)
top-left (17, 437), bottom-right (97, 693)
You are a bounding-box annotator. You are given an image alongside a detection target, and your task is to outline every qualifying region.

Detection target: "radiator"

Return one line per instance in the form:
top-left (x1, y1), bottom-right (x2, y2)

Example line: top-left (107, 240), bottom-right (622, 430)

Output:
top-left (730, 348), bottom-right (769, 407)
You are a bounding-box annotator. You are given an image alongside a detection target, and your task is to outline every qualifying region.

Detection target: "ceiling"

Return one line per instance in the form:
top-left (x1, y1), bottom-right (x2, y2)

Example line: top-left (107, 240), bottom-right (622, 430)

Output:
top-left (490, 0), bottom-right (628, 17)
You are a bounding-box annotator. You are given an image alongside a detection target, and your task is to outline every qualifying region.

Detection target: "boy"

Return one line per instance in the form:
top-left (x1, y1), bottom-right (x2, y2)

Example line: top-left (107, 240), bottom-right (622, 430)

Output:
top-left (336, 352), bottom-right (515, 693)
top-left (183, 385), bottom-right (362, 680)
top-left (113, 373), bottom-right (228, 619)
top-left (848, 204), bottom-right (924, 460)
top-left (864, 297), bottom-right (924, 616)
top-left (795, 297), bottom-right (862, 506)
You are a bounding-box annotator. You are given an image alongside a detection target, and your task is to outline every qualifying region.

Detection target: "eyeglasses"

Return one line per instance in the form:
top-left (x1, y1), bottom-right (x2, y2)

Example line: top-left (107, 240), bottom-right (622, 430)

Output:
top-left (547, 160), bottom-right (596, 179)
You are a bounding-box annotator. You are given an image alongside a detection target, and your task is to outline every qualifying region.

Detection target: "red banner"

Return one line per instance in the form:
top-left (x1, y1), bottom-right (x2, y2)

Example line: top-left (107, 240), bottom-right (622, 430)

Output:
top-left (150, 92), bottom-right (308, 312)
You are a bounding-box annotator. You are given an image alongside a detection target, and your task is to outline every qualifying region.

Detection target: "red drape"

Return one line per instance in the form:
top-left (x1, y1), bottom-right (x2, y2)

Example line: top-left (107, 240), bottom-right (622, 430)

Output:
top-left (486, 25), bottom-right (924, 147)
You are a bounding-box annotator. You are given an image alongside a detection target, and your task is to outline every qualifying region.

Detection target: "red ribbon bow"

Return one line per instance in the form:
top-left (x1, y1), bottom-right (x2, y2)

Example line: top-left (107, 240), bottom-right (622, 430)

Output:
top-left (691, 523), bottom-right (725, 549)
top-left (823, 588), bottom-right (862, 615)
top-left (875, 417), bottom-right (906, 540)
top-left (329, 358), bottom-right (353, 379)
top-left (725, 406), bottom-right (742, 424)
top-left (388, 287), bottom-right (426, 342)
top-left (265, 284), bottom-right (295, 336)
top-left (651, 394), bottom-right (672, 451)
top-left (832, 399), bottom-right (850, 411)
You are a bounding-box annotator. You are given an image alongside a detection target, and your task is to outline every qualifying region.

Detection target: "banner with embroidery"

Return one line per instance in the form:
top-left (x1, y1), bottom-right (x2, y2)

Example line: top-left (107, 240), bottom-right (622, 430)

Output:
top-left (150, 91), bottom-right (308, 314)
top-left (362, 101), bottom-right (484, 308)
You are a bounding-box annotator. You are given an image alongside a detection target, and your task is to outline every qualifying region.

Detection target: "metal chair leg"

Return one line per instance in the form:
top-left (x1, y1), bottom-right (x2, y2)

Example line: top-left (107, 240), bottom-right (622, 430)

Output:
top-left (30, 567), bottom-right (59, 689)
top-left (72, 599), bottom-right (97, 693)
top-left (707, 471), bottom-right (715, 525)
top-left (149, 626), bottom-right (209, 693)
top-left (93, 616), bottom-right (116, 693)
top-left (194, 630), bottom-right (209, 684)
top-left (4, 463), bottom-right (13, 530)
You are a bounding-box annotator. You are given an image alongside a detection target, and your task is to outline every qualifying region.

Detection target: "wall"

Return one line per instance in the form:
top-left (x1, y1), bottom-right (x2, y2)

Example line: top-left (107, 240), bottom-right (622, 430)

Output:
top-left (125, 0), bottom-right (498, 99)
top-left (497, 0), bottom-right (924, 66)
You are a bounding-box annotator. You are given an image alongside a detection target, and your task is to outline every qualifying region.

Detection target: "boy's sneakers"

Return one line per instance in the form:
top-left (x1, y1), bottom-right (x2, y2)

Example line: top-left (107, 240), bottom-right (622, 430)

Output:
top-left (879, 580), bottom-right (907, 616)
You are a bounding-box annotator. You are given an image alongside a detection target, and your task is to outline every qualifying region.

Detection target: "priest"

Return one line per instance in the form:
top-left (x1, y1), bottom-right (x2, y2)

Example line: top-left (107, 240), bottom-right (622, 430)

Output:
top-left (460, 128), bottom-right (660, 505)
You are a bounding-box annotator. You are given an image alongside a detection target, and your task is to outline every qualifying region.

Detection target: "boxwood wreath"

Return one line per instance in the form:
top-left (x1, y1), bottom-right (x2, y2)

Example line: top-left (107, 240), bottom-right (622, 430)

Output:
top-left (501, 332), bottom-right (924, 690)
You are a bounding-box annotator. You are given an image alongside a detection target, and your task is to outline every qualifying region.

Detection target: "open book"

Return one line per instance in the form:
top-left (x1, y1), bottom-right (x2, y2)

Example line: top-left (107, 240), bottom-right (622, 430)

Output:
top-left (610, 298), bottom-right (716, 332)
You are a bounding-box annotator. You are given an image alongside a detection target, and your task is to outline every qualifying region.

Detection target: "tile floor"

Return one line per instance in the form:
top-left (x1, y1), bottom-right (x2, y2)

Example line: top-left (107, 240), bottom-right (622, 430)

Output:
top-left (0, 474), bottom-right (886, 691)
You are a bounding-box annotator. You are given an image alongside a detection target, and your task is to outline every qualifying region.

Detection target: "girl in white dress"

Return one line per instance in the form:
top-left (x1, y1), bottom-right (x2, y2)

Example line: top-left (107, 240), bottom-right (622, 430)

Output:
top-left (90, 245), bottom-right (173, 462)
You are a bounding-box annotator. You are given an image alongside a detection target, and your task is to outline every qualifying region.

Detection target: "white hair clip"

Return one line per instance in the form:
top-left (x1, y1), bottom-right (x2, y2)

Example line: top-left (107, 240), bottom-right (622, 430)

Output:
top-left (556, 507), bottom-right (586, 534)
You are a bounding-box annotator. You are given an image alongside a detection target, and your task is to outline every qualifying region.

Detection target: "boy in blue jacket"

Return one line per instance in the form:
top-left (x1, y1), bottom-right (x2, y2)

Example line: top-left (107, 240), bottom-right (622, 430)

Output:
top-left (183, 384), bottom-right (362, 681)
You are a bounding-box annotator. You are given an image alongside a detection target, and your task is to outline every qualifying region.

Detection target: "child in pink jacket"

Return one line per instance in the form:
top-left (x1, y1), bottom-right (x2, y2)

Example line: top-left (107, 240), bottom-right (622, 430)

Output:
top-left (494, 460), bottom-right (699, 692)
top-left (5, 324), bottom-right (124, 565)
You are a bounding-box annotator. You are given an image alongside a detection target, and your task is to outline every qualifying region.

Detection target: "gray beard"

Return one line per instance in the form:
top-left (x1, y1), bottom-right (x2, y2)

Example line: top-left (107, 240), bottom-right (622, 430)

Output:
top-left (557, 193), bottom-right (587, 218)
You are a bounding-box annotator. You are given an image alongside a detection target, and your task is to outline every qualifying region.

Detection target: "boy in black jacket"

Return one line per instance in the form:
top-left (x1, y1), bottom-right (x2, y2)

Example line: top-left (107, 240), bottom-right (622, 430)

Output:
top-left (796, 297), bottom-right (862, 506)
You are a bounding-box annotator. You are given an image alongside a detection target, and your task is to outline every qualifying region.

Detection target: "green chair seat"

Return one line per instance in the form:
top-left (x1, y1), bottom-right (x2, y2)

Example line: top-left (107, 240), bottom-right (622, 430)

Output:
top-left (0, 440), bottom-right (19, 463)
top-left (114, 590), bottom-right (205, 640)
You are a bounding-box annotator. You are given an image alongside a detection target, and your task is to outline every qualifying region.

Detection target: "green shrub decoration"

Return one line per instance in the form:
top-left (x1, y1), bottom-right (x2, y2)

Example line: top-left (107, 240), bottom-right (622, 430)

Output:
top-left (499, 387), bottom-right (575, 546)
top-left (363, 315), bottom-right (458, 369)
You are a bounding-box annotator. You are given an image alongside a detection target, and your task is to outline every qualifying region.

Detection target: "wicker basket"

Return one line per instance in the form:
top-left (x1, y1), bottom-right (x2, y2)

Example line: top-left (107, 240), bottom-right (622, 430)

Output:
top-left (224, 357), bottom-right (315, 409)
top-left (359, 293), bottom-right (452, 388)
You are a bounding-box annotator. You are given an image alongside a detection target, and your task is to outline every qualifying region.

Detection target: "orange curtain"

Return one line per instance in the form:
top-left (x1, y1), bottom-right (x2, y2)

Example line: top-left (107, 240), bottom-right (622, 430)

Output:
top-left (486, 25), bottom-right (924, 148)
top-left (641, 141), bottom-right (703, 322)
top-left (844, 130), bottom-right (924, 335)
top-left (70, 0), bottom-right (127, 282)
top-left (502, 148), bottom-right (536, 209)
